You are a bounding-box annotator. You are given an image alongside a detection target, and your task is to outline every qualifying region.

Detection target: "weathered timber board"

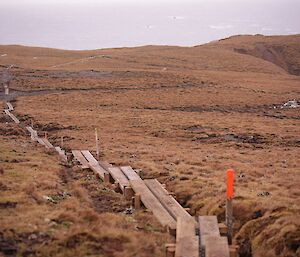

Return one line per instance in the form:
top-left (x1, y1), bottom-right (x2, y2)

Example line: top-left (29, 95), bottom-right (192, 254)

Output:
top-left (72, 150), bottom-right (90, 169)
top-left (204, 236), bottom-right (230, 257)
top-left (144, 179), bottom-right (192, 221)
top-left (42, 138), bottom-right (54, 149)
top-left (198, 216), bottom-right (220, 248)
top-left (6, 102), bottom-right (14, 111)
top-left (108, 167), bottom-right (130, 192)
top-left (99, 161), bottom-right (113, 171)
top-left (121, 166), bottom-right (142, 181)
top-left (4, 110), bottom-right (19, 124)
top-left (81, 150), bottom-right (98, 165)
top-left (130, 180), bottom-right (176, 230)
top-left (55, 147), bottom-right (67, 162)
top-left (80, 150), bottom-right (107, 179)
top-left (175, 217), bottom-right (199, 257)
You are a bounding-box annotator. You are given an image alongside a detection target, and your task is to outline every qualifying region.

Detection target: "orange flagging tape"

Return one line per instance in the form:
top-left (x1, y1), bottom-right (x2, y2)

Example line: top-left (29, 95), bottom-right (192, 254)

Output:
top-left (226, 169), bottom-right (234, 200)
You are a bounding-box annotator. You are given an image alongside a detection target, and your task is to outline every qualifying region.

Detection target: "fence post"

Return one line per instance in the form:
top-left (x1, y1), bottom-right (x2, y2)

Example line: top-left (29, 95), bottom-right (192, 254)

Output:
top-left (95, 128), bottom-right (99, 159)
top-left (226, 169), bottom-right (234, 245)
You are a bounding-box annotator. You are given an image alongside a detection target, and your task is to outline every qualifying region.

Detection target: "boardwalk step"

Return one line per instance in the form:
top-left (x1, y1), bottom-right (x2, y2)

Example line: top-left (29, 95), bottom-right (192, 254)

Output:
top-left (108, 166), bottom-right (130, 192)
top-left (121, 166), bottom-right (142, 181)
top-left (204, 236), bottom-right (230, 257)
top-left (81, 150), bottom-right (108, 180)
top-left (198, 216), bottom-right (230, 257)
top-left (6, 102), bottom-right (14, 111)
top-left (175, 217), bottom-right (199, 257)
top-left (4, 110), bottom-right (20, 124)
top-left (72, 150), bottom-right (90, 169)
top-left (144, 179), bottom-right (192, 222)
top-left (55, 147), bottom-right (67, 162)
top-left (130, 179), bottom-right (176, 232)
top-left (42, 138), bottom-right (54, 149)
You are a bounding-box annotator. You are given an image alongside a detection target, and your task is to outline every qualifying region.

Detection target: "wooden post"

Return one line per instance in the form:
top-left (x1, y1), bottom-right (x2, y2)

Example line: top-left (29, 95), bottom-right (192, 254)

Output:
top-left (4, 84), bottom-right (9, 95)
top-left (219, 223), bottom-right (228, 236)
top-left (226, 169), bottom-right (234, 245)
top-left (124, 186), bottom-right (134, 201)
top-left (30, 131), bottom-right (35, 141)
top-left (95, 128), bottom-right (99, 160)
top-left (31, 119), bottom-right (34, 128)
top-left (104, 173), bottom-right (110, 183)
top-left (229, 245), bottom-right (238, 257)
top-left (134, 194), bottom-right (141, 209)
top-left (44, 132), bottom-right (47, 139)
top-left (165, 243), bottom-right (176, 257)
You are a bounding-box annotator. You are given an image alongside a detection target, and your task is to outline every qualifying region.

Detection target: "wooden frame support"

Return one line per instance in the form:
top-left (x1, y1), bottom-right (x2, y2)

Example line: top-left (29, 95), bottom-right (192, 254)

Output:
top-left (229, 245), bottom-right (238, 257)
top-left (165, 243), bottom-right (176, 257)
top-left (104, 173), bottom-right (111, 183)
top-left (219, 223), bottom-right (228, 236)
top-left (124, 186), bottom-right (134, 201)
top-left (134, 194), bottom-right (141, 209)
top-left (114, 182), bottom-right (122, 193)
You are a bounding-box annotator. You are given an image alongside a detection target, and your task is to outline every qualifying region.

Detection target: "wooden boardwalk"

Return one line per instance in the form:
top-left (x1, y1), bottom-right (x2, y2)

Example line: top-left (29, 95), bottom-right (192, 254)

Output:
top-left (3, 101), bottom-right (233, 257)
top-left (4, 109), bottom-right (20, 124)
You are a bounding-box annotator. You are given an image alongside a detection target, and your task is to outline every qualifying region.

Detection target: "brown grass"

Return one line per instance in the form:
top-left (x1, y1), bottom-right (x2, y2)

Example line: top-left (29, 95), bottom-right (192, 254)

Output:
top-left (1, 34), bottom-right (300, 256)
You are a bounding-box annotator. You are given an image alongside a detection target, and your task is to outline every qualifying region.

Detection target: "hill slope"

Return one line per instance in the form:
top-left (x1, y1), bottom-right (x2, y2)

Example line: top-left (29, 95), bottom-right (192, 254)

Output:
top-left (0, 34), bottom-right (299, 76)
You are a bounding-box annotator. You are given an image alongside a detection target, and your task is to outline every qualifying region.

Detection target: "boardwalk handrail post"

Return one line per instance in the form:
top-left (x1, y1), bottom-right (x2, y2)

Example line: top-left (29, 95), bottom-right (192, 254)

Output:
top-left (95, 128), bottom-right (99, 159)
top-left (226, 169), bottom-right (234, 245)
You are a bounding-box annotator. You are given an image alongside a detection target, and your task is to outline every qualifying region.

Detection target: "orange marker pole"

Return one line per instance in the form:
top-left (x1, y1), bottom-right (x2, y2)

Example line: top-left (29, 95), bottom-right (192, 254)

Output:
top-left (226, 169), bottom-right (234, 245)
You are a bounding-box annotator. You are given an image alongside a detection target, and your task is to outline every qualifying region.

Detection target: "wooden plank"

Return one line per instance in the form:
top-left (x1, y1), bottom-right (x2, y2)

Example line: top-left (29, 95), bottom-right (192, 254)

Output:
top-left (204, 236), bottom-right (230, 257)
top-left (7, 112), bottom-right (20, 124)
top-left (108, 167), bottom-right (130, 192)
top-left (99, 161), bottom-right (113, 171)
top-left (175, 217), bottom-right (199, 257)
top-left (42, 138), bottom-right (54, 149)
top-left (80, 150), bottom-right (108, 180)
top-left (55, 147), bottom-right (67, 162)
top-left (144, 179), bottom-right (192, 221)
top-left (36, 137), bottom-right (47, 146)
top-left (130, 180), bottom-right (176, 230)
top-left (4, 110), bottom-right (20, 124)
top-left (81, 150), bottom-right (98, 165)
top-left (89, 163), bottom-right (107, 180)
top-left (10, 113), bottom-right (20, 124)
top-left (26, 126), bottom-right (38, 141)
top-left (72, 150), bottom-right (89, 169)
top-left (121, 166), bottom-right (142, 181)
top-left (26, 126), bottom-right (34, 133)
top-left (6, 102), bottom-right (14, 111)
top-left (199, 216), bottom-right (220, 248)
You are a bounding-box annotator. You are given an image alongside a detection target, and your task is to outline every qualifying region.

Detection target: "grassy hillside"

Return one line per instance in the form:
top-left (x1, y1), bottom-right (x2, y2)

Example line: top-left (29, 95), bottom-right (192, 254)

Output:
top-left (1, 35), bottom-right (299, 75)
top-left (0, 34), bottom-right (299, 257)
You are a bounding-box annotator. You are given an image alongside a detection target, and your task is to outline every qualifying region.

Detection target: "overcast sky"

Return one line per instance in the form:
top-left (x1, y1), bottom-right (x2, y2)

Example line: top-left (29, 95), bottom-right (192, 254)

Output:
top-left (0, 0), bottom-right (299, 49)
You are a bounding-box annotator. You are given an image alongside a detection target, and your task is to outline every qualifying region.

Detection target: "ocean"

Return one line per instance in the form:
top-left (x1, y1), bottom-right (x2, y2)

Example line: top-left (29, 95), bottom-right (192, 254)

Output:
top-left (0, 0), bottom-right (299, 50)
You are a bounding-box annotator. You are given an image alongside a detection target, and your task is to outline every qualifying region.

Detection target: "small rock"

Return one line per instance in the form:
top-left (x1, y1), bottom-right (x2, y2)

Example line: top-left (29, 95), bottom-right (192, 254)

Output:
top-left (281, 100), bottom-right (299, 109)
